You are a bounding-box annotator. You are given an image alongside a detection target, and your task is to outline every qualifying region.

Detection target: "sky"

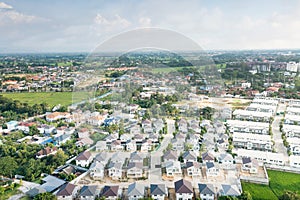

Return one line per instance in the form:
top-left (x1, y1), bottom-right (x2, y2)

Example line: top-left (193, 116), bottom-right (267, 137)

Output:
top-left (1, 0), bottom-right (300, 53)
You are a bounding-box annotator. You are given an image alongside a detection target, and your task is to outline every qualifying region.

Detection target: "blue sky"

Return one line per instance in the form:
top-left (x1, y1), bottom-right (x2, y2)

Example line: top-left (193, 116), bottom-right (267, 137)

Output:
top-left (1, 0), bottom-right (300, 53)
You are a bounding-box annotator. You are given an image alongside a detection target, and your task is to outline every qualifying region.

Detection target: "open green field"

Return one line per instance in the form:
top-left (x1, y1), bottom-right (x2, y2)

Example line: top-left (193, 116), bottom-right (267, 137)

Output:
top-left (1, 92), bottom-right (74, 107)
top-left (241, 182), bottom-right (278, 200)
top-left (242, 170), bottom-right (300, 200)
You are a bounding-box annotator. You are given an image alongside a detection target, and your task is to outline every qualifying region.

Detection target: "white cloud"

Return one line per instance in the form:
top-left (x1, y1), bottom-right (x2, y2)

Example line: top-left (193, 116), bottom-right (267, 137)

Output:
top-left (0, 2), bottom-right (12, 9)
top-left (139, 17), bottom-right (152, 27)
top-left (0, 10), bottom-right (37, 24)
top-left (94, 14), bottom-right (131, 28)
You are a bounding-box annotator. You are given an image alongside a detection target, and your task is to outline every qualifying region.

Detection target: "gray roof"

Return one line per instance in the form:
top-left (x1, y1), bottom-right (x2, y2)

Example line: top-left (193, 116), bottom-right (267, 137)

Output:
top-left (242, 157), bottom-right (251, 164)
top-left (202, 152), bottom-right (214, 161)
top-left (221, 184), bottom-right (240, 196)
top-left (130, 152), bottom-right (143, 161)
top-left (127, 162), bottom-right (143, 170)
top-left (163, 150), bottom-right (177, 160)
top-left (102, 185), bottom-right (119, 197)
top-left (206, 162), bottom-right (215, 169)
top-left (150, 184), bottom-right (167, 196)
top-left (94, 152), bottom-right (108, 163)
top-left (41, 175), bottom-right (66, 192)
top-left (79, 185), bottom-right (98, 197)
top-left (182, 151), bottom-right (197, 160)
top-left (26, 186), bottom-right (46, 197)
top-left (186, 161), bottom-right (200, 168)
top-left (198, 184), bottom-right (216, 195)
top-left (127, 182), bottom-right (144, 196)
top-left (108, 162), bottom-right (123, 169)
top-left (174, 179), bottom-right (193, 194)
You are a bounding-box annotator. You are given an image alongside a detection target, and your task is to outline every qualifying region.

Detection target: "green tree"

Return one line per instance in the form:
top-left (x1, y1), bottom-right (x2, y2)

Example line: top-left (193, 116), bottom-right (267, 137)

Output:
top-left (239, 191), bottom-right (252, 200)
top-left (0, 156), bottom-right (17, 178)
top-left (279, 191), bottom-right (300, 200)
top-left (34, 192), bottom-right (57, 200)
top-left (29, 125), bottom-right (41, 136)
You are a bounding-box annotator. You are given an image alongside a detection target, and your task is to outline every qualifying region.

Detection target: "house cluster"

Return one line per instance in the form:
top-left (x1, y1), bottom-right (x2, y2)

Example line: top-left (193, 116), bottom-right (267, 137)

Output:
top-left (95, 118), bottom-right (165, 153)
top-left (233, 97), bottom-right (278, 122)
top-left (227, 120), bottom-right (273, 151)
top-left (1, 69), bottom-right (78, 92)
top-left (283, 100), bottom-right (300, 162)
top-left (74, 150), bottom-right (148, 181)
top-left (27, 177), bottom-right (242, 200)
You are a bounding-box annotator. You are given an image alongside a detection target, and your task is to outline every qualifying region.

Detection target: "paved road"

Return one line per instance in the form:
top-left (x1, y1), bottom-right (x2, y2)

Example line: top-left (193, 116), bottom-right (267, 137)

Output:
top-left (272, 103), bottom-right (289, 160)
top-left (148, 119), bottom-right (174, 184)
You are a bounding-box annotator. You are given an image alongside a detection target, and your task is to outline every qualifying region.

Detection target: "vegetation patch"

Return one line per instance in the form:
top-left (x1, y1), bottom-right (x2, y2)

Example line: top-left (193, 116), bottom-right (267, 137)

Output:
top-left (242, 170), bottom-right (300, 200)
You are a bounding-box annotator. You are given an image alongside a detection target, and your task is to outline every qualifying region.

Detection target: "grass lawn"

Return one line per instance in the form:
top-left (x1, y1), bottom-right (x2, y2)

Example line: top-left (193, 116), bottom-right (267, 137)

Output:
top-left (268, 170), bottom-right (300, 197)
top-left (241, 182), bottom-right (277, 200)
top-left (1, 91), bottom-right (96, 107)
top-left (242, 170), bottom-right (300, 200)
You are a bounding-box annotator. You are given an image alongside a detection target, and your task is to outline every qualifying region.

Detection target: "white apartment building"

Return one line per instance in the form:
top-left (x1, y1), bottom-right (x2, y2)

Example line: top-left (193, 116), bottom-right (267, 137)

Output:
top-left (233, 132), bottom-right (273, 151)
top-left (236, 149), bottom-right (285, 166)
top-left (232, 110), bottom-right (272, 122)
top-left (282, 124), bottom-right (300, 138)
top-left (226, 120), bottom-right (269, 135)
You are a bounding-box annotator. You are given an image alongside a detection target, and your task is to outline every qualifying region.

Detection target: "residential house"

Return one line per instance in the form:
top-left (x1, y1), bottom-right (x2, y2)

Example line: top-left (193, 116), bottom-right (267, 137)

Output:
top-left (111, 140), bottom-right (124, 151)
top-left (46, 112), bottom-right (70, 122)
top-left (150, 184), bottom-right (167, 200)
top-left (40, 175), bottom-right (66, 193)
top-left (56, 183), bottom-right (78, 200)
top-left (94, 152), bottom-right (109, 165)
top-left (36, 146), bottom-right (58, 159)
top-left (126, 162), bottom-right (144, 178)
top-left (171, 138), bottom-right (185, 152)
top-left (219, 184), bottom-right (241, 197)
top-left (186, 161), bottom-right (201, 177)
top-left (217, 153), bottom-right (234, 169)
top-left (205, 162), bottom-right (220, 177)
top-left (127, 182), bottom-right (145, 200)
top-left (141, 139), bottom-right (152, 152)
top-left (174, 179), bottom-right (194, 200)
top-left (120, 133), bottom-right (133, 142)
top-left (55, 134), bottom-right (71, 146)
top-left (153, 118), bottom-right (164, 134)
top-left (75, 151), bottom-right (93, 167)
top-left (108, 162), bottom-right (123, 180)
top-left (129, 152), bottom-right (144, 163)
top-left (182, 151), bottom-right (197, 163)
top-left (241, 157), bottom-right (259, 174)
top-left (198, 184), bottom-right (216, 200)
top-left (101, 186), bottom-right (119, 200)
top-left (78, 185), bottom-right (98, 200)
top-left (111, 152), bottom-right (126, 164)
top-left (95, 141), bottom-right (108, 151)
top-left (202, 152), bottom-right (215, 163)
top-left (163, 150), bottom-right (178, 162)
top-left (125, 140), bottom-right (137, 152)
top-left (89, 162), bottom-right (105, 180)
top-left (178, 118), bottom-right (188, 133)
top-left (165, 161), bottom-right (182, 177)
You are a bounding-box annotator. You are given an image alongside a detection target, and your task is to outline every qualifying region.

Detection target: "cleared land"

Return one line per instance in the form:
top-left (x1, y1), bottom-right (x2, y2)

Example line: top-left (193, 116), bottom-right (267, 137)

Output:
top-left (242, 170), bottom-right (300, 200)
